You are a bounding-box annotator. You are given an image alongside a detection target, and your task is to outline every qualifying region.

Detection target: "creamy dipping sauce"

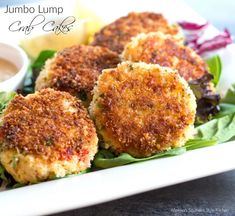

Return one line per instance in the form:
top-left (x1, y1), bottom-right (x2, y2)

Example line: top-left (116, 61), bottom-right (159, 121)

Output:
top-left (0, 58), bottom-right (18, 82)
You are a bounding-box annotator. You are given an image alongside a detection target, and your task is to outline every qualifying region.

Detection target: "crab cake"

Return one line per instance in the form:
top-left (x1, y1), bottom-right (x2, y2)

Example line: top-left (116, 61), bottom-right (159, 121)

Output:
top-left (89, 62), bottom-right (196, 158)
top-left (122, 32), bottom-right (209, 81)
top-left (92, 12), bottom-right (182, 54)
top-left (35, 45), bottom-right (120, 106)
top-left (0, 89), bottom-right (98, 184)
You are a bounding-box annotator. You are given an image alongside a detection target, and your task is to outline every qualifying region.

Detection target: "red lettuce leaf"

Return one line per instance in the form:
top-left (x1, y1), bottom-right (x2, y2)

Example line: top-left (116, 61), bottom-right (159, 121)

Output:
top-left (189, 74), bottom-right (220, 123)
top-left (197, 29), bottom-right (232, 54)
top-left (179, 20), bottom-right (233, 55)
top-left (178, 21), bottom-right (208, 30)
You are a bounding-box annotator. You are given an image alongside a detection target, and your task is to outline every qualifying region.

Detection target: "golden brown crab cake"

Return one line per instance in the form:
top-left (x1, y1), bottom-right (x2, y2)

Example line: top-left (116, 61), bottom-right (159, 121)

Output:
top-left (35, 45), bottom-right (120, 106)
top-left (0, 89), bottom-right (98, 184)
top-left (89, 62), bottom-right (196, 158)
top-left (92, 12), bottom-right (183, 54)
top-left (122, 32), bottom-right (208, 81)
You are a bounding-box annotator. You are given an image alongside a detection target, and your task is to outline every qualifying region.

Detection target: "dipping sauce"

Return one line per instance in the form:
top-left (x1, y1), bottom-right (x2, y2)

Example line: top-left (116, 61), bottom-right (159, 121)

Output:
top-left (0, 58), bottom-right (18, 82)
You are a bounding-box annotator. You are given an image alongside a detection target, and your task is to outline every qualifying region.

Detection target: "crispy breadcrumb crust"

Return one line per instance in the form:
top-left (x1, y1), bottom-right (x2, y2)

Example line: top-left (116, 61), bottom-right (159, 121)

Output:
top-left (92, 12), bottom-right (182, 54)
top-left (0, 89), bottom-right (98, 162)
top-left (35, 45), bottom-right (120, 104)
top-left (122, 32), bottom-right (208, 81)
top-left (90, 62), bottom-right (196, 157)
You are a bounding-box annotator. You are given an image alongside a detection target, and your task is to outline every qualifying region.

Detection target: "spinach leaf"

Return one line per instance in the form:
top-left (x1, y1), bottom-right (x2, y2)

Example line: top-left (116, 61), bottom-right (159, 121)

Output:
top-left (221, 83), bottom-right (235, 105)
top-left (12, 183), bottom-right (25, 188)
top-left (22, 68), bottom-right (34, 95)
top-left (195, 112), bottom-right (235, 143)
top-left (94, 137), bottom-right (218, 169)
top-left (22, 50), bottom-right (56, 95)
top-left (206, 55), bottom-right (222, 86)
top-left (0, 92), bottom-right (17, 113)
top-left (215, 83), bottom-right (235, 118)
top-left (214, 103), bottom-right (235, 118)
top-left (31, 50), bottom-right (56, 79)
top-left (32, 50), bottom-right (56, 68)
top-left (94, 147), bottom-right (186, 168)
top-left (184, 138), bottom-right (217, 150)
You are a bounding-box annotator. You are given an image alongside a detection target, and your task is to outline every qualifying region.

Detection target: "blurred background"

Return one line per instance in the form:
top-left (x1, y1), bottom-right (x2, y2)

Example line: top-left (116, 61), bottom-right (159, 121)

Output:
top-left (186, 0), bottom-right (235, 34)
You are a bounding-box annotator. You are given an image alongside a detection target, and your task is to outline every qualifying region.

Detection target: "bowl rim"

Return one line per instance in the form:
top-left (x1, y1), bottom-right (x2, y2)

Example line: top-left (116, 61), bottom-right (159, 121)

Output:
top-left (0, 42), bottom-right (29, 87)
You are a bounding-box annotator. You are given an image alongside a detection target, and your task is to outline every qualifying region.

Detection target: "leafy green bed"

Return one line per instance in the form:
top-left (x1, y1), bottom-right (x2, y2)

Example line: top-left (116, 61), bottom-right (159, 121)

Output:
top-left (0, 51), bottom-right (235, 188)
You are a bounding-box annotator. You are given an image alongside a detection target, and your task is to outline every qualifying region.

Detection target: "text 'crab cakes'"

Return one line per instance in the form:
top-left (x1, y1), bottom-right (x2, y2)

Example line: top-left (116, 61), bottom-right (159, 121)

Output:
top-left (0, 89), bottom-right (98, 184)
top-left (92, 12), bottom-right (182, 54)
top-left (122, 32), bottom-right (208, 81)
top-left (89, 62), bottom-right (196, 158)
top-left (35, 45), bottom-right (120, 106)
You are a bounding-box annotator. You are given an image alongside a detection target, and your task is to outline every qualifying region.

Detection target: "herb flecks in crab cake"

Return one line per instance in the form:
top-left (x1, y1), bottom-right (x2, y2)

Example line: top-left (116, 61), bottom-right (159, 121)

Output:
top-left (0, 88), bottom-right (98, 184)
top-left (35, 45), bottom-right (120, 106)
top-left (122, 32), bottom-right (208, 81)
top-left (89, 62), bottom-right (196, 158)
top-left (92, 12), bottom-right (183, 54)
top-left (122, 32), bottom-right (220, 121)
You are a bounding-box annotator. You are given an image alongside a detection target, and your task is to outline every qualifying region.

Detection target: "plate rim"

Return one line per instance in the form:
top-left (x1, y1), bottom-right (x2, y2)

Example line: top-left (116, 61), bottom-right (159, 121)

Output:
top-left (0, 0), bottom-right (235, 215)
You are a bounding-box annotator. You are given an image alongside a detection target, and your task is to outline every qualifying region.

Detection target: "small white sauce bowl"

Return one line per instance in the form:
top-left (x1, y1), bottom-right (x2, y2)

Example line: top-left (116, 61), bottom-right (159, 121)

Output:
top-left (0, 42), bottom-right (29, 92)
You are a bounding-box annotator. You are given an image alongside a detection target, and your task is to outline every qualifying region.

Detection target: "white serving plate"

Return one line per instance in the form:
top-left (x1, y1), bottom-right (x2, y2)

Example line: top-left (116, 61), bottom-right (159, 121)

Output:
top-left (0, 0), bottom-right (235, 215)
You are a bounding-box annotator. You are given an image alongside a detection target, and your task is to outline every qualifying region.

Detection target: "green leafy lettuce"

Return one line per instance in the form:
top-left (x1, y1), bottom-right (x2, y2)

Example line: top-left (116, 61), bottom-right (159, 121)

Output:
top-left (214, 84), bottom-right (235, 118)
top-left (94, 139), bottom-right (217, 168)
top-left (31, 50), bottom-right (56, 81)
top-left (0, 92), bottom-right (16, 113)
top-left (214, 103), bottom-right (235, 118)
top-left (221, 83), bottom-right (235, 104)
top-left (94, 147), bottom-right (186, 168)
top-left (22, 50), bottom-right (56, 95)
top-left (184, 138), bottom-right (217, 150)
top-left (187, 55), bottom-right (222, 123)
top-left (193, 84), bottom-right (235, 143)
top-left (189, 74), bottom-right (220, 123)
top-left (206, 55), bottom-right (222, 86)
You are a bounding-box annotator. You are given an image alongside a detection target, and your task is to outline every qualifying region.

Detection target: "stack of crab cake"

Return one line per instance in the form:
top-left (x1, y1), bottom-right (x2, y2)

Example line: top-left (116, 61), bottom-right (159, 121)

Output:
top-left (0, 44), bottom-right (121, 184)
top-left (88, 12), bottom-right (212, 157)
top-left (0, 12), bottom-right (209, 184)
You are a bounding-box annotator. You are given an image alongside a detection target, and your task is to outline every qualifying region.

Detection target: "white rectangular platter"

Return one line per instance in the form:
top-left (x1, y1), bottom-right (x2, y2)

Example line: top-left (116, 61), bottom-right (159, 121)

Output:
top-left (0, 0), bottom-right (235, 215)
